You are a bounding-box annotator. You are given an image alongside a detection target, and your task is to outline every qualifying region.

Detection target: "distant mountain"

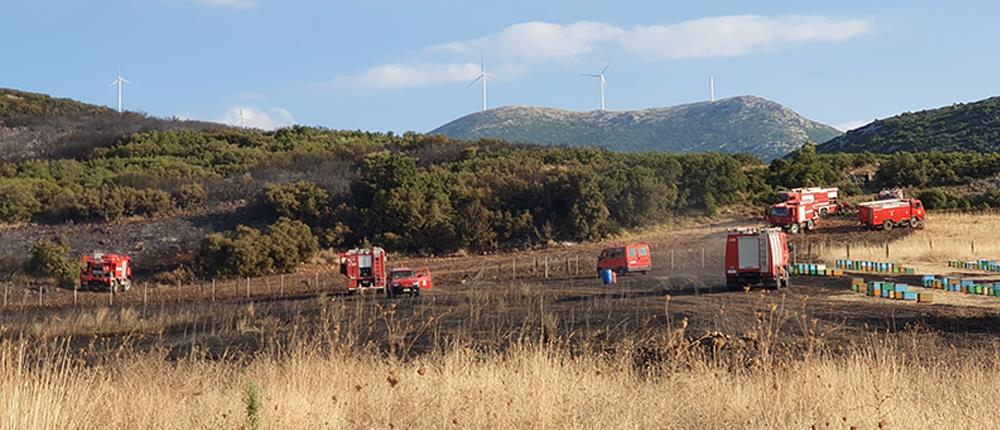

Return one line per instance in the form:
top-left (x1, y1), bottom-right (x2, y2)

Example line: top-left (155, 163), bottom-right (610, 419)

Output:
top-left (0, 88), bottom-right (222, 162)
top-left (430, 95), bottom-right (842, 161)
top-left (818, 96), bottom-right (1000, 154)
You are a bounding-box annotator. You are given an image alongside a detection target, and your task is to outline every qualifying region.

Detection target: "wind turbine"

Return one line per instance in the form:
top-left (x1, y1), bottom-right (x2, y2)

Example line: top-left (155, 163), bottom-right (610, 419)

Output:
top-left (710, 77), bottom-right (716, 102)
top-left (110, 69), bottom-right (130, 113)
top-left (467, 57), bottom-right (494, 111)
top-left (238, 107), bottom-right (247, 128)
top-left (581, 62), bottom-right (611, 111)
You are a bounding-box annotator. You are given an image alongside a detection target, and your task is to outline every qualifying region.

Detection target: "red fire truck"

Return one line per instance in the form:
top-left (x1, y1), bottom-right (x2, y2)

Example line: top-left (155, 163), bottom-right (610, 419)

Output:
top-left (767, 187), bottom-right (843, 234)
top-left (339, 247), bottom-right (387, 294)
top-left (80, 253), bottom-right (133, 292)
top-left (725, 228), bottom-right (790, 290)
top-left (597, 243), bottom-right (652, 275)
top-left (858, 198), bottom-right (926, 230)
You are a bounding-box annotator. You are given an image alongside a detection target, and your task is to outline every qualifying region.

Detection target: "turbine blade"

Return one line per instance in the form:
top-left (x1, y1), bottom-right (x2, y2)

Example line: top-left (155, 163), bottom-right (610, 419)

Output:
top-left (580, 74), bottom-right (600, 77)
top-left (120, 78), bottom-right (130, 84)
top-left (602, 61), bottom-right (612, 74)
top-left (110, 80), bottom-right (118, 87)
top-left (466, 75), bottom-right (484, 87)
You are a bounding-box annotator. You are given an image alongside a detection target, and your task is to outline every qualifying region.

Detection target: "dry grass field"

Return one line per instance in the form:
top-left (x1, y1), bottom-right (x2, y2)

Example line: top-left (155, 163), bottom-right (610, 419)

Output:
top-left (5, 213), bottom-right (1000, 429)
top-left (818, 212), bottom-right (1000, 272)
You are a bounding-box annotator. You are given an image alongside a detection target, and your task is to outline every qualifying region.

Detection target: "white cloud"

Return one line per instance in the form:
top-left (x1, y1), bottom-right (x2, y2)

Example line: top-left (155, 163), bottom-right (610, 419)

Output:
top-left (193, 0), bottom-right (256, 9)
top-left (333, 62), bottom-right (526, 90)
top-left (622, 15), bottom-right (873, 59)
top-left (429, 16), bottom-right (872, 62)
top-left (218, 106), bottom-right (295, 130)
top-left (428, 21), bottom-right (625, 61)
top-left (834, 120), bottom-right (869, 132)
top-left (333, 15), bottom-right (871, 90)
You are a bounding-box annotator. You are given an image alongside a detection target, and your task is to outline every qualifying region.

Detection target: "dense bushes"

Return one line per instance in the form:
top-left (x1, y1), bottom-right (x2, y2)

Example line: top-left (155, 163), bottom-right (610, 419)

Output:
top-left (196, 218), bottom-right (319, 278)
top-left (26, 239), bottom-right (77, 288)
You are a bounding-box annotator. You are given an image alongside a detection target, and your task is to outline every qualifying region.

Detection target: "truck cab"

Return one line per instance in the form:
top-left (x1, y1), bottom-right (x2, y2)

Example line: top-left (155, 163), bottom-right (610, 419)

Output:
top-left (388, 267), bottom-right (432, 296)
top-left (597, 243), bottom-right (651, 275)
top-left (767, 202), bottom-right (816, 234)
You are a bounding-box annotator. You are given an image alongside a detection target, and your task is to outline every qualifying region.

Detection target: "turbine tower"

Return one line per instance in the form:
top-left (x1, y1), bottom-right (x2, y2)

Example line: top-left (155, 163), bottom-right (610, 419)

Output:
top-left (467, 57), bottom-right (493, 111)
top-left (581, 62), bottom-right (611, 111)
top-left (710, 77), bottom-right (715, 102)
top-left (110, 69), bottom-right (130, 113)
top-left (238, 107), bottom-right (247, 128)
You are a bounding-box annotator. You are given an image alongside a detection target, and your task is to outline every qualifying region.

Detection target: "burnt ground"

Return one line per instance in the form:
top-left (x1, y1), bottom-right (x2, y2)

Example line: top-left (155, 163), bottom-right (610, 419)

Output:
top-left (4, 214), bottom-right (1000, 359)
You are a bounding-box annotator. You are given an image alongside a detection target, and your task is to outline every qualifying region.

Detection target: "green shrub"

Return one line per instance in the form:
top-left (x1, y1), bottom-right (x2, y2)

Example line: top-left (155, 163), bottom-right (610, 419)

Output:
top-left (173, 182), bottom-right (207, 209)
top-left (26, 239), bottom-right (77, 288)
top-left (0, 181), bottom-right (41, 223)
top-left (263, 181), bottom-right (330, 224)
top-left (196, 219), bottom-right (319, 278)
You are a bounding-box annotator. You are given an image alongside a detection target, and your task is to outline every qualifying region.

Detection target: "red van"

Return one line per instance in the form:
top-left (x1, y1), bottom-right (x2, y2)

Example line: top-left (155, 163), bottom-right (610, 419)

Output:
top-left (597, 243), bottom-right (652, 275)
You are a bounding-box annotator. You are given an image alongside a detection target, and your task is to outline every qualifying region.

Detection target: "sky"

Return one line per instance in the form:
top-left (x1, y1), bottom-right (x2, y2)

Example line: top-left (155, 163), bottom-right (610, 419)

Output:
top-left (1, 0), bottom-right (997, 132)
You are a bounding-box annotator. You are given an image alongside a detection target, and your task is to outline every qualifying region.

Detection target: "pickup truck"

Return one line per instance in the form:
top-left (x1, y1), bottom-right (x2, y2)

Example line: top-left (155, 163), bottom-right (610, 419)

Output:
top-left (387, 267), bottom-right (432, 297)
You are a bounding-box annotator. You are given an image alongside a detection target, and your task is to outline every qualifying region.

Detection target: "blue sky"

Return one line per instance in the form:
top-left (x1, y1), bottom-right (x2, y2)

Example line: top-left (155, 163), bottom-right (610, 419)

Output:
top-left (1, 0), bottom-right (997, 132)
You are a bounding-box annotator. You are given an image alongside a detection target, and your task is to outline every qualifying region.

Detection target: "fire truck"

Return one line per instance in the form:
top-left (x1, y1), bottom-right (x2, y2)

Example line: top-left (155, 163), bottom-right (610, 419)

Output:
top-left (339, 247), bottom-right (388, 294)
top-left (725, 227), bottom-right (790, 290)
top-left (858, 198), bottom-right (926, 230)
top-left (80, 253), bottom-right (133, 292)
top-left (767, 187), bottom-right (843, 234)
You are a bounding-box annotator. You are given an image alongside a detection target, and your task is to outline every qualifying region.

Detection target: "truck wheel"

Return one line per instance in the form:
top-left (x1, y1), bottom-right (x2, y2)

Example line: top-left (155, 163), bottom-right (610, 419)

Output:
top-left (882, 220), bottom-right (894, 231)
top-left (910, 217), bottom-right (921, 228)
top-left (788, 223), bottom-right (800, 234)
top-left (820, 208), bottom-right (829, 217)
top-left (806, 220), bottom-right (815, 231)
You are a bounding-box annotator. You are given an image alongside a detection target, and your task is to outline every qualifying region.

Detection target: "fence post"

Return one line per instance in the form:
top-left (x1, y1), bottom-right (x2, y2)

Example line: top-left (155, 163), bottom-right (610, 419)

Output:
top-left (246, 277), bottom-right (250, 299)
top-left (212, 279), bottom-right (216, 302)
top-left (315, 272), bottom-right (319, 289)
top-left (73, 286), bottom-right (78, 306)
top-left (846, 243), bottom-right (851, 260)
top-left (497, 261), bottom-right (502, 280)
top-left (512, 257), bottom-right (516, 280)
top-left (885, 242), bottom-right (890, 259)
top-left (701, 248), bottom-right (706, 269)
top-left (109, 288), bottom-right (114, 307)
top-left (808, 242), bottom-right (813, 263)
top-left (544, 257), bottom-right (549, 279)
top-left (38, 285), bottom-right (42, 307)
top-left (972, 240), bottom-right (976, 255)
top-left (671, 249), bottom-right (675, 270)
top-left (929, 238), bottom-right (933, 251)
top-left (143, 282), bottom-right (148, 316)
top-left (280, 274), bottom-right (285, 298)
top-left (3, 283), bottom-right (7, 308)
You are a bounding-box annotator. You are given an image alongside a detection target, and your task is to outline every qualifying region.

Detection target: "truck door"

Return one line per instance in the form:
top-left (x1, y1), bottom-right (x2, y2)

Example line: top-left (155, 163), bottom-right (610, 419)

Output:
top-left (737, 236), bottom-right (760, 270)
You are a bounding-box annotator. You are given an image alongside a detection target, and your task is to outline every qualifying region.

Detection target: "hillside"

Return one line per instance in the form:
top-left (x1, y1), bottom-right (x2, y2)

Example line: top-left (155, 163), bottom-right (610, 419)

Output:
top-left (818, 96), bottom-right (1000, 154)
top-left (430, 96), bottom-right (842, 161)
top-left (0, 88), bottom-right (221, 162)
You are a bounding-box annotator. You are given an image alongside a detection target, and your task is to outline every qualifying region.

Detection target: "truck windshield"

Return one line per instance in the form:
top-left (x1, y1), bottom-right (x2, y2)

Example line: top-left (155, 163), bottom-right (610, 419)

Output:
top-left (390, 270), bottom-right (414, 280)
top-left (770, 207), bottom-right (789, 217)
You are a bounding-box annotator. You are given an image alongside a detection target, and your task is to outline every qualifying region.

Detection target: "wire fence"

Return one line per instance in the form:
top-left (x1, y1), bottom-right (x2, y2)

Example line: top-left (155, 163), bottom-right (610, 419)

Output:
top-left (0, 247), bottom-right (729, 313)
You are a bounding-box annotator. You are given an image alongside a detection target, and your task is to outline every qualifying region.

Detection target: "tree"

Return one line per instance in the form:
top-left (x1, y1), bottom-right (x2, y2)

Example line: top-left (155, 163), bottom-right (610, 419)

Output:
top-left (26, 239), bottom-right (77, 288)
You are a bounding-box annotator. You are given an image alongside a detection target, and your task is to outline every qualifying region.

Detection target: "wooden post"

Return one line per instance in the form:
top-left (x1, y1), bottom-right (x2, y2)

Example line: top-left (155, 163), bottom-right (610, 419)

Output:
top-left (512, 258), bottom-right (516, 280)
top-left (534, 257), bottom-right (538, 276)
top-left (280, 274), bottom-right (284, 298)
top-left (885, 242), bottom-right (890, 259)
top-left (38, 285), bottom-right (42, 307)
top-left (576, 256), bottom-right (580, 277)
top-left (211, 279), bottom-right (216, 302)
top-left (972, 240), bottom-right (976, 255)
top-left (846, 243), bottom-right (851, 260)
top-left (497, 261), bottom-right (502, 280)
top-left (73, 286), bottom-right (77, 306)
top-left (670, 249), bottom-right (675, 270)
top-left (109, 288), bottom-right (114, 307)
top-left (3, 283), bottom-right (6, 308)
top-left (315, 272), bottom-right (319, 289)
top-left (246, 277), bottom-right (250, 299)
top-left (701, 248), bottom-right (706, 269)
top-left (808, 242), bottom-right (813, 263)
top-left (544, 257), bottom-right (549, 279)
top-left (929, 238), bottom-right (933, 250)
top-left (143, 282), bottom-right (148, 316)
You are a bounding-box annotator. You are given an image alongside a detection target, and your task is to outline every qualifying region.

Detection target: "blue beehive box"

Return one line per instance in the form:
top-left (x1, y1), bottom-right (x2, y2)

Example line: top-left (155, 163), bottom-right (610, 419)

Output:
top-left (903, 292), bottom-right (918, 301)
